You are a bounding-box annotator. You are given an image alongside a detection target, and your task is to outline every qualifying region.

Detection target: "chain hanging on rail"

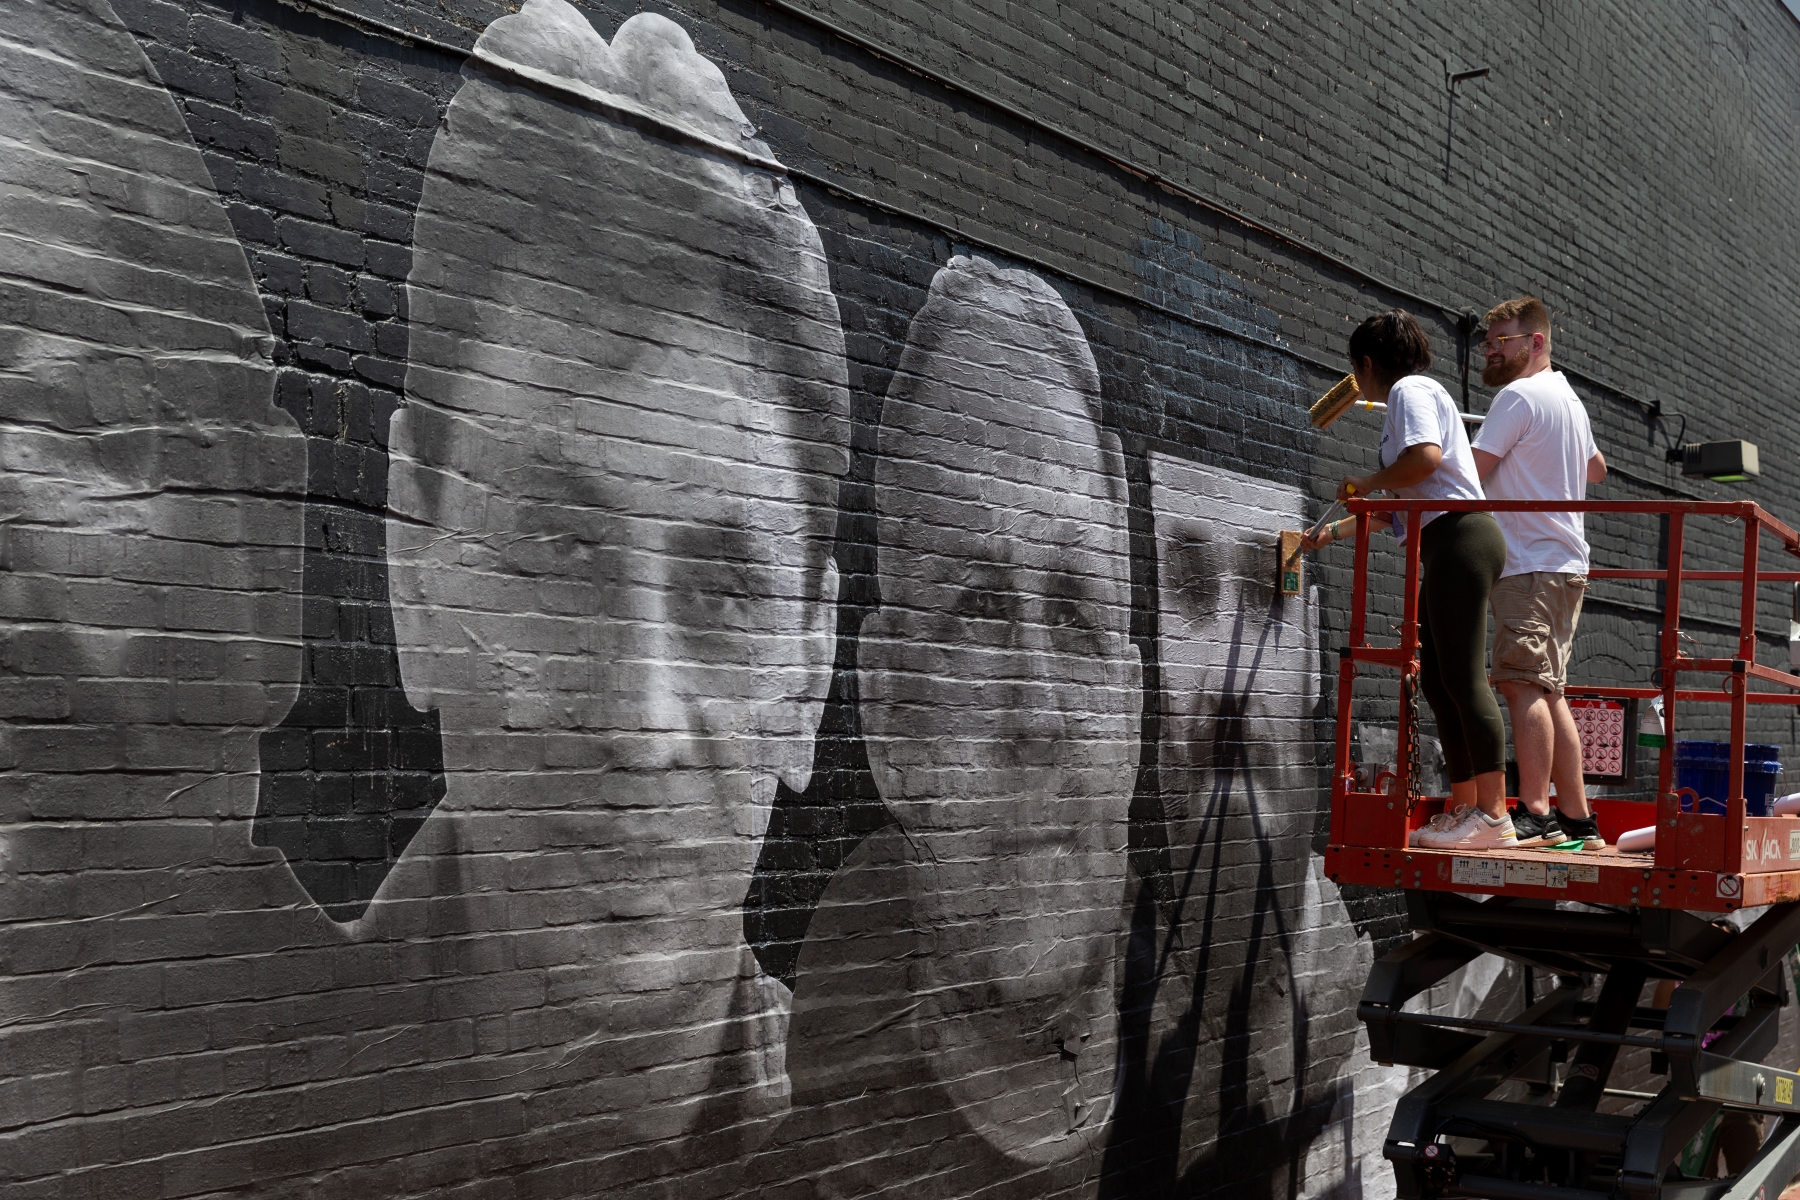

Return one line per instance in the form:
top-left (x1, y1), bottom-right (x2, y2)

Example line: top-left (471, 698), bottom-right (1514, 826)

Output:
top-left (1403, 667), bottom-right (1423, 814)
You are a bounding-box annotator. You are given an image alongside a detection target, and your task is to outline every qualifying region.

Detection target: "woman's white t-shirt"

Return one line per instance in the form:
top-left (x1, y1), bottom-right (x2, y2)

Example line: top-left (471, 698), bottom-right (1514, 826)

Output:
top-left (1378, 374), bottom-right (1485, 542)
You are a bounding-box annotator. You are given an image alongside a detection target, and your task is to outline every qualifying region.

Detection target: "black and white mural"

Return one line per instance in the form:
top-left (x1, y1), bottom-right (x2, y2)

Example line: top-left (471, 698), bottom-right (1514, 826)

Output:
top-left (858, 256), bottom-right (1138, 1162)
top-left (0, 0), bottom-right (1530, 1195)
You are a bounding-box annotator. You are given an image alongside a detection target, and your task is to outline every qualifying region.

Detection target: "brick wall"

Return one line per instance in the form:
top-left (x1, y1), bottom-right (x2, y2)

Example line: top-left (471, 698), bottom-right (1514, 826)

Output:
top-left (3, 0), bottom-right (1800, 1194)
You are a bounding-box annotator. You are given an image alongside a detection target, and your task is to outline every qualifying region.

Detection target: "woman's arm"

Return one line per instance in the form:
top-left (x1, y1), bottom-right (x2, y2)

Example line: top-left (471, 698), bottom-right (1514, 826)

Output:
top-left (1300, 511), bottom-right (1392, 553)
top-left (1337, 442), bottom-right (1443, 502)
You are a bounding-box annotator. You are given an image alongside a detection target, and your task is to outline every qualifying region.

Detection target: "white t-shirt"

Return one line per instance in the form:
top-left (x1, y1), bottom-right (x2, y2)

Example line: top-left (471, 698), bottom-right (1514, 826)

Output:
top-left (1378, 374), bottom-right (1485, 542)
top-left (1470, 369), bottom-right (1597, 577)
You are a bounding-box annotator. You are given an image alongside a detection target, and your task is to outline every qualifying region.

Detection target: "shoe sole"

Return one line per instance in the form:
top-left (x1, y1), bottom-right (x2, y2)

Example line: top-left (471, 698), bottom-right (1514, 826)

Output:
top-left (1513, 833), bottom-right (1565, 848)
top-left (1416, 836), bottom-right (1520, 851)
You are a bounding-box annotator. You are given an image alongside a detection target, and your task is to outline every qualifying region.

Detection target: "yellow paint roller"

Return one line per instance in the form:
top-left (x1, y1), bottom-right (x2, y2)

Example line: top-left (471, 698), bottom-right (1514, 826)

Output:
top-left (1282, 483), bottom-right (1359, 575)
top-left (1281, 370), bottom-right (1375, 590)
top-left (1309, 373), bottom-right (1362, 429)
top-left (1280, 376), bottom-right (1370, 592)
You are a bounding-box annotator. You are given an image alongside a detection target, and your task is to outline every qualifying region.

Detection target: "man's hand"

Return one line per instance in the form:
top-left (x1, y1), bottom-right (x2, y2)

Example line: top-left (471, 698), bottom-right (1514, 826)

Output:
top-left (1335, 475), bottom-right (1373, 504)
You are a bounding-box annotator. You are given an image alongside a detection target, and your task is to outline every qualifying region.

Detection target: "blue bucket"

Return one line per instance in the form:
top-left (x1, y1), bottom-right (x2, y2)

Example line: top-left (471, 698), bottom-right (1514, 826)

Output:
top-left (1674, 741), bottom-right (1783, 816)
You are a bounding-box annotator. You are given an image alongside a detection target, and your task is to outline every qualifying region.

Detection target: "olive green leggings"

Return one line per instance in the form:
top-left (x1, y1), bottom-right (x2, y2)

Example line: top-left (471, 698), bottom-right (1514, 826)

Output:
top-left (1417, 511), bottom-right (1508, 782)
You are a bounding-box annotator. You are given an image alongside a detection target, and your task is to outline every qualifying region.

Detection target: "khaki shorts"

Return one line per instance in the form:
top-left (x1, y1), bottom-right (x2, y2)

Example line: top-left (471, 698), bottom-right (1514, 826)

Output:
top-left (1490, 572), bottom-right (1587, 695)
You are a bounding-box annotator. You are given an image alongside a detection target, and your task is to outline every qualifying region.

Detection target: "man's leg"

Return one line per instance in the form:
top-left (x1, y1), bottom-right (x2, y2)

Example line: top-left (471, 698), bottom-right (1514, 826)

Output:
top-left (1498, 679), bottom-right (1555, 816)
top-left (1548, 694), bottom-right (1592, 819)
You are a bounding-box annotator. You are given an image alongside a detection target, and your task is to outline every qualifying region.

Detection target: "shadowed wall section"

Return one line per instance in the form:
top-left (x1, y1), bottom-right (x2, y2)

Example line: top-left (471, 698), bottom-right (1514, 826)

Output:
top-left (6, 0), bottom-right (1800, 1195)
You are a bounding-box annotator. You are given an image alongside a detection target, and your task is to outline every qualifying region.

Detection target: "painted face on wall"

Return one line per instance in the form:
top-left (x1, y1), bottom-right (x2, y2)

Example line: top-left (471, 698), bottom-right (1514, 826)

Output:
top-left (1147, 454), bottom-right (1321, 1176)
top-left (385, 0), bottom-right (848, 1135)
top-left (1152, 457), bottom-right (1317, 839)
top-left (0, 0), bottom-right (305, 815)
top-left (858, 256), bottom-right (1141, 1164)
top-left (0, 1), bottom-right (305, 1176)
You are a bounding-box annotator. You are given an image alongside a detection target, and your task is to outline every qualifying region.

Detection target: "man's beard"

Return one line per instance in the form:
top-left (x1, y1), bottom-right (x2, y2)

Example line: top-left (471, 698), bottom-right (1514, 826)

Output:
top-left (1482, 349), bottom-right (1530, 387)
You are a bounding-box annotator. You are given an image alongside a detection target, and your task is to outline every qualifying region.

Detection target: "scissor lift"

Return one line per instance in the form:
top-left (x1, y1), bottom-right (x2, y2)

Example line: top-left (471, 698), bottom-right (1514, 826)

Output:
top-left (1323, 499), bottom-right (1800, 1199)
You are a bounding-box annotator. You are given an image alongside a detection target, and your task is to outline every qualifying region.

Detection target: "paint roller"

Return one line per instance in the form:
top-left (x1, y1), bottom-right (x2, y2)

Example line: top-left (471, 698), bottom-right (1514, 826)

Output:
top-left (1309, 373), bottom-right (1363, 429)
top-left (1279, 372), bottom-right (1370, 595)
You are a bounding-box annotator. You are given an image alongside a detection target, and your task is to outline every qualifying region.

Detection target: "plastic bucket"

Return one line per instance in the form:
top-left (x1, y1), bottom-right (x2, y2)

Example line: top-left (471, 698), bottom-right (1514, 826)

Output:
top-left (1674, 741), bottom-right (1783, 816)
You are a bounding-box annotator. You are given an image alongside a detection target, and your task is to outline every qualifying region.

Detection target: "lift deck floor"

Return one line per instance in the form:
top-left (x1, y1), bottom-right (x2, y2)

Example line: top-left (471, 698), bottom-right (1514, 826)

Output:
top-left (1326, 800), bottom-right (1800, 913)
top-left (1326, 841), bottom-right (1800, 913)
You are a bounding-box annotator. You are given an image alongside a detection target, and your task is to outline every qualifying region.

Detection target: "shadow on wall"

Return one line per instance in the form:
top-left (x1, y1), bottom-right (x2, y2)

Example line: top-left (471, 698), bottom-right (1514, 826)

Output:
top-left (0, 0), bottom-right (1458, 1195)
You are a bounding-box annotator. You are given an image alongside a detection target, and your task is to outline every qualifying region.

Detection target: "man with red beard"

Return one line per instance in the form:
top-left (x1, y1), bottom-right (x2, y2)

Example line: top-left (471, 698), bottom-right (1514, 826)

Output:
top-left (1470, 296), bottom-right (1609, 849)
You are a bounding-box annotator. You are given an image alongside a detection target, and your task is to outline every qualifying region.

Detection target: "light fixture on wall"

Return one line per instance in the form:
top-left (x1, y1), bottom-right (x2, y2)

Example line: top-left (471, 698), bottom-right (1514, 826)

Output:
top-left (1667, 439), bottom-right (1760, 482)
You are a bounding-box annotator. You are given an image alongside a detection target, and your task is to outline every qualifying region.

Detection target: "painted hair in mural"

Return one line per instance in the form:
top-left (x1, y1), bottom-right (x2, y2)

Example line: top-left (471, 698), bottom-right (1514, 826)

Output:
top-left (857, 256), bottom-right (1141, 1163)
top-left (385, 0), bottom-right (849, 1143)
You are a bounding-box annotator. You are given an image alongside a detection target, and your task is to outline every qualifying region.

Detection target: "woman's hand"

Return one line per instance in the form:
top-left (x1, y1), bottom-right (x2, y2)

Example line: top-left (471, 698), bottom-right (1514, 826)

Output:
top-left (1302, 517), bottom-right (1353, 552)
top-left (1335, 475), bottom-right (1374, 504)
top-left (1301, 512), bottom-right (1393, 553)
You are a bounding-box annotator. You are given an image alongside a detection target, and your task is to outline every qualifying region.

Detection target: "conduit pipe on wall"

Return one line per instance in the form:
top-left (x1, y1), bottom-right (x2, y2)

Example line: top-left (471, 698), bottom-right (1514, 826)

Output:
top-left (267, 0), bottom-right (1346, 373)
top-left (749, 0), bottom-right (1684, 427)
top-left (275, 0), bottom-right (471, 56)
top-left (269, 0), bottom-right (1695, 492)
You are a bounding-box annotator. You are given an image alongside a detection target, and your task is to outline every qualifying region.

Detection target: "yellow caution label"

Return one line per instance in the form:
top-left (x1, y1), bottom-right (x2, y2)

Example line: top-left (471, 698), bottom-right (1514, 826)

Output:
top-left (1777, 1077), bottom-right (1793, 1106)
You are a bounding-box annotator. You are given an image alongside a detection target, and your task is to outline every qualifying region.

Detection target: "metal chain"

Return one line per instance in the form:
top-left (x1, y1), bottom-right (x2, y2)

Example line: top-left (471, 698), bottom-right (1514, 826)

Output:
top-left (1403, 668), bottom-right (1423, 813)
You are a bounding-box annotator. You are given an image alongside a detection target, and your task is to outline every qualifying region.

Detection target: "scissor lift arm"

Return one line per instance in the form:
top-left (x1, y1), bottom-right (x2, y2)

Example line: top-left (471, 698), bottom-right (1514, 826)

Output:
top-left (1323, 499), bottom-right (1800, 1198)
top-left (1366, 894), bottom-right (1800, 1199)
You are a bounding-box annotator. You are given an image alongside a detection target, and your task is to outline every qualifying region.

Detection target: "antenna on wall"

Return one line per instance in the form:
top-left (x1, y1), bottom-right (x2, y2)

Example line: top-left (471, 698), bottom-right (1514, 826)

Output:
top-left (1444, 60), bottom-right (1491, 183)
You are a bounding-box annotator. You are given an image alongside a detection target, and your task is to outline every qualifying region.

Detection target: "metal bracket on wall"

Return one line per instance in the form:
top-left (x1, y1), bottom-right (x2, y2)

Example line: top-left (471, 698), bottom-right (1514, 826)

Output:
top-left (1443, 60), bottom-right (1491, 182)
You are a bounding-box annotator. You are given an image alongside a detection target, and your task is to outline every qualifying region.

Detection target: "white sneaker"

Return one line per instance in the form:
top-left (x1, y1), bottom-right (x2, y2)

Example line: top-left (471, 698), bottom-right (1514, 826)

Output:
top-left (1409, 805), bottom-right (1473, 848)
top-left (1415, 807), bottom-right (1518, 850)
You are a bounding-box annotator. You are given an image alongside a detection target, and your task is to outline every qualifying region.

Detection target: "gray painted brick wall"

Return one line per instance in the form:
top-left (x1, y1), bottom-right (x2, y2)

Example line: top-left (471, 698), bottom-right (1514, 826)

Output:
top-left (3, 0), bottom-right (1800, 1195)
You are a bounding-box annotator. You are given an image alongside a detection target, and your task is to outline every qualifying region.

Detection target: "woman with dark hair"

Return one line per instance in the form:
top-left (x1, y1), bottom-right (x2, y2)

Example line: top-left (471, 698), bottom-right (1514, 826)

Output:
top-left (1303, 309), bottom-right (1513, 849)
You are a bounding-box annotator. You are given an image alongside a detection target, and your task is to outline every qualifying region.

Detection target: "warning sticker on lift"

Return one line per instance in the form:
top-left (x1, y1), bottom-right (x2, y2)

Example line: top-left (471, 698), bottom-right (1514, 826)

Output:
top-left (1546, 862), bottom-right (1599, 888)
top-left (1505, 862), bottom-right (1546, 886)
top-left (1451, 858), bottom-right (1505, 887)
top-left (1448, 858), bottom-right (1600, 889)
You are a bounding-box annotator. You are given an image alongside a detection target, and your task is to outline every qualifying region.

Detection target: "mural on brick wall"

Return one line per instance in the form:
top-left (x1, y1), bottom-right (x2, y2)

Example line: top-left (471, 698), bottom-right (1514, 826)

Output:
top-left (381, 0), bottom-right (850, 1134)
top-left (0, 0), bottom-right (1539, 1195)
top-left (857, 255), bottom-right (1139, 1161)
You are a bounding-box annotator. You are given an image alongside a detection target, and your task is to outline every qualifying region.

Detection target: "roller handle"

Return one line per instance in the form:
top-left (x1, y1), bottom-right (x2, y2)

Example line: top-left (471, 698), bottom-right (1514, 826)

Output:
top-left (1289, 490), bottom-right (1355, 565)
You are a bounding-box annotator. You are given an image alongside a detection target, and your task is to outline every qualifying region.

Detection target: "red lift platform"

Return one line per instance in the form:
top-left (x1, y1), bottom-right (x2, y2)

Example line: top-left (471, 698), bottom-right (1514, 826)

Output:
top-left (1322, 498), bottom-right (1800, 1200)
top-left (1325, 498), bottom-right (1800, 911)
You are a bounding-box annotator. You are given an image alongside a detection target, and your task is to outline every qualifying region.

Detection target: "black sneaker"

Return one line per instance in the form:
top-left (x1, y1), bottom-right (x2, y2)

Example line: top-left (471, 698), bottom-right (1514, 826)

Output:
top-left (1555, 811), bottom-right (1606, 849)
top-left (1510, 804), bottom-right (1565, 848)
